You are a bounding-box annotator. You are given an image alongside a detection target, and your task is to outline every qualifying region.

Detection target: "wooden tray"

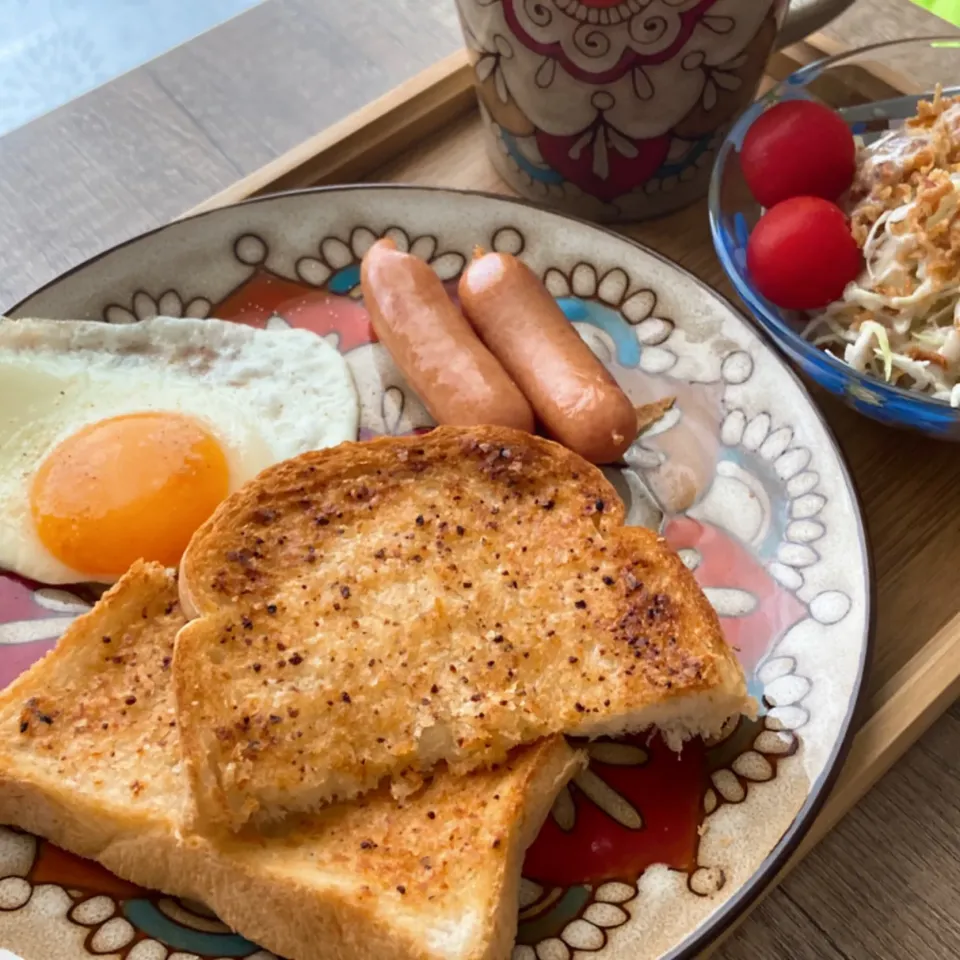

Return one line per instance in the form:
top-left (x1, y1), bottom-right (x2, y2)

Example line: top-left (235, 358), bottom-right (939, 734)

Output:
top-left (186, 36), bottom-right (960, 954)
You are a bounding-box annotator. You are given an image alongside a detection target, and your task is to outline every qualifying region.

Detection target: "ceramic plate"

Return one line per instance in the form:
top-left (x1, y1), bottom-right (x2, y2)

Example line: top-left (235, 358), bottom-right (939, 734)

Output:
top-left (1, 186), bottom-right (871, 960)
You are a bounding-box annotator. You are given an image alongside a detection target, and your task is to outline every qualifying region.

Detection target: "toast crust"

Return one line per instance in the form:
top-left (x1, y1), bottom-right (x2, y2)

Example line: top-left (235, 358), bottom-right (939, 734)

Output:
top-left (0, 563), bottom-right (584, 960)
top-left (175, 426), bottom-right (749, 830)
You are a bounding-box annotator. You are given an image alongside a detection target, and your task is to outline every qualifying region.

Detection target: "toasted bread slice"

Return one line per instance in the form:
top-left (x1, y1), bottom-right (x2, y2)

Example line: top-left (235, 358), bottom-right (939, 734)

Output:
top-left (176, 426), bottom-right (749, 831)
top-left (0, 563), bottom-right (583, 960)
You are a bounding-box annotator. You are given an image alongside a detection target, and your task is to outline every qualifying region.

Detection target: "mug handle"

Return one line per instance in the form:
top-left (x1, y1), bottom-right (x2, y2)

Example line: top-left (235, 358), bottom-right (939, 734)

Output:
top-left (774, 0), bottom-right (855, 51)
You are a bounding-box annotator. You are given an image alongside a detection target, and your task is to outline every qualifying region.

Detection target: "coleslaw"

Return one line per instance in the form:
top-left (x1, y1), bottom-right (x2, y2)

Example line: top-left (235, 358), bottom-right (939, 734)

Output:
top-left (803, 88), bottom-right (960, 407)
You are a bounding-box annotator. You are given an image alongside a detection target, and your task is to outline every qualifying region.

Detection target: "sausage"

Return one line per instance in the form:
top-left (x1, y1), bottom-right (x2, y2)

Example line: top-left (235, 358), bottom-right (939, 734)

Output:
top-left (458, 252), bottom-right (639, 463)
top-left (360, 239), bottom-right (535, 432)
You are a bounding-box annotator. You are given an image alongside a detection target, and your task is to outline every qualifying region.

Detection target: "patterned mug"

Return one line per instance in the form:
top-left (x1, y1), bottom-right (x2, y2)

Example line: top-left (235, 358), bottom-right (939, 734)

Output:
top-left (455, 0), bottom-right (854, 221)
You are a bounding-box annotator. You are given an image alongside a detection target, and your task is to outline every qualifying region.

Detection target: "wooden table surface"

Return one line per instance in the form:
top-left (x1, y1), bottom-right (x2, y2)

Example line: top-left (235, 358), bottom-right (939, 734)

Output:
top-left (1, 1), bottom-right (957, 958)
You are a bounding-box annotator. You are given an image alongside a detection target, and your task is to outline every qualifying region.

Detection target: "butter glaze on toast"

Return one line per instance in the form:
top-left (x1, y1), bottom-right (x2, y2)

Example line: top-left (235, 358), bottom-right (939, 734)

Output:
top-left (0, 563), bottom-right (583, 960)
top-left (176, 426), bottom-right (749, 830)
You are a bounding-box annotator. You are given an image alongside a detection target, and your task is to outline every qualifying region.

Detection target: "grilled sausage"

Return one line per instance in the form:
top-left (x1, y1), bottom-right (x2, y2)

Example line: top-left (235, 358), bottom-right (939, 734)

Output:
top-left (458, 252), bottom-right (639, 463)
top-left (360, 239), bottom-right (535, 432)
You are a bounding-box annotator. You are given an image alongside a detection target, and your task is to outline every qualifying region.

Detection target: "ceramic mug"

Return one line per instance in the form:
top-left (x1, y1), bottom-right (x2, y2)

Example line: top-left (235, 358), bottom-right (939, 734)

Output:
top-left (455, 0), bottom-right (854, 221)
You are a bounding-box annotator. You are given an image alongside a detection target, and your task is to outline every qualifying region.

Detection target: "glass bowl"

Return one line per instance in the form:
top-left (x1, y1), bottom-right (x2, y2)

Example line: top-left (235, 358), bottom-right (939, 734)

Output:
top-left (709, 37), bottom-right (960, 440)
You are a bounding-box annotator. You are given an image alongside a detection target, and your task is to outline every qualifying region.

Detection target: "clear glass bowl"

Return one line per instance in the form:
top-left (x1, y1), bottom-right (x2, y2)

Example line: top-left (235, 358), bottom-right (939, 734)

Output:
top-left (709, 37), bottom-right (960, 440)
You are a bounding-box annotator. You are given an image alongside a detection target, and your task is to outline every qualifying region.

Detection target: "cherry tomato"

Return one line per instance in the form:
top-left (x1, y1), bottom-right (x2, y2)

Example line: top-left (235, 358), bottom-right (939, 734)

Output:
top-left (746, 196), bottom-right (862, 311)
top-left (741, 100), bottom-right (856, 208)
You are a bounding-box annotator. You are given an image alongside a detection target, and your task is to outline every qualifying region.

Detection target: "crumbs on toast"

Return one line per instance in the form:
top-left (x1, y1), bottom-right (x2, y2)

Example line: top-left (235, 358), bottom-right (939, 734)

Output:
top-left (174, 426), bottom-right (747, 830)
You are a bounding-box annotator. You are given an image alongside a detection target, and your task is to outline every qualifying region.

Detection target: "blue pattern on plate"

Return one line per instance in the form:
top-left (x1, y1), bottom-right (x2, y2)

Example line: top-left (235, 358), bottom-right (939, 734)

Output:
top-left (556, 297), bottom-right (641, 367)
top-left (330, 264), bottom-right (361, 294)
top-left (122, 899), bottom-right (257, 956)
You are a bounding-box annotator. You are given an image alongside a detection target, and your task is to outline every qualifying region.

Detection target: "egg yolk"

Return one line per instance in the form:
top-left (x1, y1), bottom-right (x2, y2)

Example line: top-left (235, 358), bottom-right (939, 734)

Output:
top-left (30, 412), bottom-right (229, 577)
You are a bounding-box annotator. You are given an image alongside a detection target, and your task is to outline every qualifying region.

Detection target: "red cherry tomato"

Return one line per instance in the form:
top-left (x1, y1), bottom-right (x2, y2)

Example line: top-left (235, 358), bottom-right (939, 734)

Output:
top-left (747, 197), bottom-right (862, 311)
top-left (741, 100), bottom-right (856, 207)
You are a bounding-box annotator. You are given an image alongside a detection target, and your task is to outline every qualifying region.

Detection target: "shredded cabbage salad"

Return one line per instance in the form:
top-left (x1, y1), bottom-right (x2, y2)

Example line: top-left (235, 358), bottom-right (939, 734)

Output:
top-left (804, 88), bottom-right (960, 407)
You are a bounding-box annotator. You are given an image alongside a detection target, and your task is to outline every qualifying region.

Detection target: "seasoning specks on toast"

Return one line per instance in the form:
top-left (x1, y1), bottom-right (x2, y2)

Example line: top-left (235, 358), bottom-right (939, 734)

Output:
top-left (175, 426), bottom-right (748, 830)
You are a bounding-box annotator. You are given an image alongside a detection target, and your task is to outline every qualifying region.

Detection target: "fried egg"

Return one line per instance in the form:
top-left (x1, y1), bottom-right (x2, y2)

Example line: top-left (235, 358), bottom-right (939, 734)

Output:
top-left (0, 316), bottom-right (358, 584)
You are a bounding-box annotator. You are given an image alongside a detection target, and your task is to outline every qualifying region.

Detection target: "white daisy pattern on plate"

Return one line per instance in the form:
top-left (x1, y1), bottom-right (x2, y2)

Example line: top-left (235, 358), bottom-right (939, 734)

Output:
top-left (2, 192), bottom-right (869, 960)
top-left (294, 226), bottom-right (466, 295)
top-left (103, 291), bottom-right (211, 325)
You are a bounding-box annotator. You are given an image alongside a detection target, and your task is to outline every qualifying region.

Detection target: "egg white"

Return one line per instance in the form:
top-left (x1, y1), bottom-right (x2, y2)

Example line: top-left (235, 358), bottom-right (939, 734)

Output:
top-left (0, 316), bottom-right (359, 584)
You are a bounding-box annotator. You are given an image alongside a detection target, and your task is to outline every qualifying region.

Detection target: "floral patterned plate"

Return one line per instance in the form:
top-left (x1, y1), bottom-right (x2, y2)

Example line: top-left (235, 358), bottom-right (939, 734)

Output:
top-left (2, 186), bottom-right (871, 960)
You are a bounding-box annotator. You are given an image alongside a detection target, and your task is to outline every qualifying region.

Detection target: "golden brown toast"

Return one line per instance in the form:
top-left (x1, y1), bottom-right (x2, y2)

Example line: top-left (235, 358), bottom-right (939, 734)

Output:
top-left (0, 563), bottom-right (583, 960)
top-left (176, 426), bottom-right (749, 830)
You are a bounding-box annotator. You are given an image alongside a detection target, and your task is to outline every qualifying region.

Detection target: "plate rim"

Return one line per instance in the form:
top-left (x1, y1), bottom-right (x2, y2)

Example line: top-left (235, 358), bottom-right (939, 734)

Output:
top-left (6, 182), bottom-right (876, 960)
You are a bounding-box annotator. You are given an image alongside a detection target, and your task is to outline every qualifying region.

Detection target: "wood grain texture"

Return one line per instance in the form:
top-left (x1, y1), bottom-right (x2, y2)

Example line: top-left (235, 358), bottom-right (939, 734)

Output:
top-left (821, 0), bottom-right (957, 50)
top-left (708, 612), bottom-right (960, 958)
top-left (722, 700), bottom-right (960, 960)
top-left (0, 0), bottom-right (951, 312)
top-left (725, 4), bottom-right (960, 954)
top-left (0, 0), bottom-right (463, 310)
top-left (715, 892), bottom-right (848, 960)
top-left (185, 50), bottom-right (475, 215)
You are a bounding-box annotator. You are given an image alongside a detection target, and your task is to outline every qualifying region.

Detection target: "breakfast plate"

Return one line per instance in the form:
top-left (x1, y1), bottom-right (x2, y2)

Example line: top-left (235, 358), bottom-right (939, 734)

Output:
top-left (0, 186), bottom-right (871, 960)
